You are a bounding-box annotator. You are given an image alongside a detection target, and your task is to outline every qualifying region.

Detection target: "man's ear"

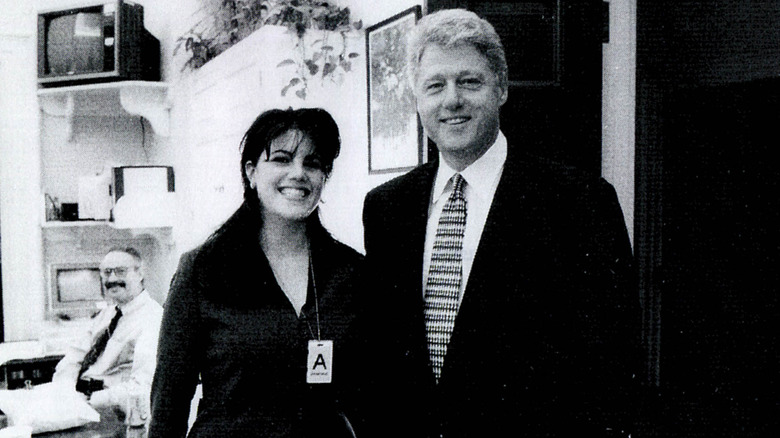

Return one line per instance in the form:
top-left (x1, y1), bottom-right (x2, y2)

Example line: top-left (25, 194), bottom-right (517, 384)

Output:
top-left (136, 264), bottom-right (145, 284)
top-left (497, 85), bottom-right (508, 106)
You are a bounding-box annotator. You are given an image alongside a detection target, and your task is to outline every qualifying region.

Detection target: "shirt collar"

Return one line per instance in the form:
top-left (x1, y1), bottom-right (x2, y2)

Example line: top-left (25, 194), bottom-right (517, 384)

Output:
top-left (432, 131), bottom-right (508, 202)
top-left (116, 289), bottom-right (149, 313)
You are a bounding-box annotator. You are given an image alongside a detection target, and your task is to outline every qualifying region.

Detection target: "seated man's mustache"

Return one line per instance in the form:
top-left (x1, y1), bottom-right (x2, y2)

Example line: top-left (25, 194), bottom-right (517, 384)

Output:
top-left (105, 281), bottom-right (126, 289)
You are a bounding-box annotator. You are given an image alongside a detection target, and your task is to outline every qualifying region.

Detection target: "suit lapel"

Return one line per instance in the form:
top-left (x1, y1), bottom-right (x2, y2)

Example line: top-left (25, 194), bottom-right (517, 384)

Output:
top-left (397, 163), bottom-right (437, 296)
top-left (441, 148), bottom-right (535, 381)
top-left (393, 164), bottom-right (439, 385)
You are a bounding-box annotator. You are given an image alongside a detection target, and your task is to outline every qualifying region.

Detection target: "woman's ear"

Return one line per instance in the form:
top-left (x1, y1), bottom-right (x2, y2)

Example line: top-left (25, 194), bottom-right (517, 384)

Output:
top-left (244, 161), bottom-right (257, 189)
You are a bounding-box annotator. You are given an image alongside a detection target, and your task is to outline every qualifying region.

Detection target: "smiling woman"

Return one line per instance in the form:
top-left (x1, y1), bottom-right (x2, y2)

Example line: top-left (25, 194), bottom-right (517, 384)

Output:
top-left (244, 129), bottom-right (327, 224)
top-left (148, 108), bottom-right (364, 438)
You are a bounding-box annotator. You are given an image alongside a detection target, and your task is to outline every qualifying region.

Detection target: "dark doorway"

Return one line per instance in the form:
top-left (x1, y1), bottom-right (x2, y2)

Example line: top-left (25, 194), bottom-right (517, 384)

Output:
top-left (636, 2), bottom-right (779, 436)
top-left (655, 79), bottom-right (777, 437)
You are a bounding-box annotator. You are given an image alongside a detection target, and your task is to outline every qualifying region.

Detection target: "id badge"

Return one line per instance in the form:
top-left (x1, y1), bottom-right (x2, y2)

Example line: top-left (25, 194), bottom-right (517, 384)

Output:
top-left (307, 340), bottom-right (333, 384)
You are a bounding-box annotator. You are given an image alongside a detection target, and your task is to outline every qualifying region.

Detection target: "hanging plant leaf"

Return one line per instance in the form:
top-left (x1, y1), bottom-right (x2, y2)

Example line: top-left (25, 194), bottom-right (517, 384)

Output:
top-left (305, 59), bottom-right (319, 75)
top-left (348, 52), bottom-right (359, 59)
top-left (178, 0), bottom-right (361, 76)
top-left (281, 77), bottom-right (301, 97)
top-left (322, 62), bottom-right (336, 77)
top-left (295, 88), bottom-right (307, 99)
top-left (277, 59), bottom-right (296, 67)
top-left (295, 22), bottom-right (307, 38)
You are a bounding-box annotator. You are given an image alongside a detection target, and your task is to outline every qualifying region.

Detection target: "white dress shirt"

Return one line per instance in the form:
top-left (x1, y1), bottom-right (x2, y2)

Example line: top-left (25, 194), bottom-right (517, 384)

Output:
top-left (422, 132), bottom-right (507, 302)
top-left (53, 290), bottom-right (163, 409)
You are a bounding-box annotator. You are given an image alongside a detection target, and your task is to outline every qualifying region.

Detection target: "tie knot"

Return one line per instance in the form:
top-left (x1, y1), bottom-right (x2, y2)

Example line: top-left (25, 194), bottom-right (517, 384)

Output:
top-left (451, 173), bottom-right (466, 196)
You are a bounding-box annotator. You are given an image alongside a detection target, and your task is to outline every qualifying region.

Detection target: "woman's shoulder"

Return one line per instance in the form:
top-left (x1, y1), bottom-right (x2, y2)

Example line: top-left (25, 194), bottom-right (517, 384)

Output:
top-left (317, 232), bottom-right (364, 266)
top-left (176, 237), bottom-right (227, 273)
top-left (173, 226), bottom-right (260, 288)
top-left (332, 239), bottom-right (364, 267)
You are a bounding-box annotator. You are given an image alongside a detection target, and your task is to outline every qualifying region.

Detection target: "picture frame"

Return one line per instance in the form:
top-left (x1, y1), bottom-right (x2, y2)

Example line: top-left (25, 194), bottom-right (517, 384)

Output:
top-left (366, 5), bottom-right (424, 174)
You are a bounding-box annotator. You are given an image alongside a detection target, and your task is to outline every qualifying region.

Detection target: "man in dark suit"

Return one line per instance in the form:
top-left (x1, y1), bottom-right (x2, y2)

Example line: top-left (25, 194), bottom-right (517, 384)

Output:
top-left (358, 8), bottom-right (640, 438)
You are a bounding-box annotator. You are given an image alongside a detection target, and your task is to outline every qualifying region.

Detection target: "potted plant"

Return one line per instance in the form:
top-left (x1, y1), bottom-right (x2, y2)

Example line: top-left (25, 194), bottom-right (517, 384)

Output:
top-left (176, 0), bottom-right (362, 99)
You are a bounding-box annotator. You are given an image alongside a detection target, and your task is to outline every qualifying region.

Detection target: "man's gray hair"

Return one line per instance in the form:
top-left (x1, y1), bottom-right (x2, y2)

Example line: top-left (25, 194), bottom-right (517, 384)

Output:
top-left (408, 9), bottom-right (508, 89)
top-left (106, 246), bottom-right (143, 264)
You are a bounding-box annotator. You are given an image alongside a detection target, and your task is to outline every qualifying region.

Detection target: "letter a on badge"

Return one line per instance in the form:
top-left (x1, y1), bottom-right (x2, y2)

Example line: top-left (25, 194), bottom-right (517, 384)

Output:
top-left (307, 340), bottom-right (333, 383)
top-left (313, 353), bottom-right (327, 370)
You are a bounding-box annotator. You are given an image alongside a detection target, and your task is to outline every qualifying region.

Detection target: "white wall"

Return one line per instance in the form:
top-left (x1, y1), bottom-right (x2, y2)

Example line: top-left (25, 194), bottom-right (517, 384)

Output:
top-left (602, 0), bottom-right (636, 245)
top-left (0, 0), bottom-right (43, 341)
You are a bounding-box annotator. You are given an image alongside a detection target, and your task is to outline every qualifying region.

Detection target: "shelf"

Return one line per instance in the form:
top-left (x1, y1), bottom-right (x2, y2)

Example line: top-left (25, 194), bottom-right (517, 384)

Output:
top-left (41, 220), bottom-right (173, 248)
top-left (37, 81), bottom-right (171, 139)
top-left (42, 220), bottom-right (171, 231)
top-left (41, 220), bottom-right (113, 228)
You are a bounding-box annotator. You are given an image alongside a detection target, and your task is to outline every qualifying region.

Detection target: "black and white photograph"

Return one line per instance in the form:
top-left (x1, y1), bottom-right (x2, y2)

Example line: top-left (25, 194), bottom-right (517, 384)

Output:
top-left (0, 1), bottom-right (776, 437)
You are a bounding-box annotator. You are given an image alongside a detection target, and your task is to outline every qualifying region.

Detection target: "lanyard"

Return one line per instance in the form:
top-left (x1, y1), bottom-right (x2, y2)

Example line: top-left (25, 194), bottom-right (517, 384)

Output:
top-left (302, 247), bottom-right (321, 341)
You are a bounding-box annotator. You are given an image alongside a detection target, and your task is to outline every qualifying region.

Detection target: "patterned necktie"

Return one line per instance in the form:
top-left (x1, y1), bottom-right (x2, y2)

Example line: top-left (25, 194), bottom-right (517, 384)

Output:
top-left (424, 173), bottom-right (467, 382)
top-left (78, 307), bottom-right (122, 379)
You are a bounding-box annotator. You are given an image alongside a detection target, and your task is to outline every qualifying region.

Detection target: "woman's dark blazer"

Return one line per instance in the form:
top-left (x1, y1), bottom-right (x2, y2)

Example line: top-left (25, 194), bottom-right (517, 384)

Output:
top-left (358, 146), bottom-right (641, 438)
top-left (148, 207), bottom-right (363, 438)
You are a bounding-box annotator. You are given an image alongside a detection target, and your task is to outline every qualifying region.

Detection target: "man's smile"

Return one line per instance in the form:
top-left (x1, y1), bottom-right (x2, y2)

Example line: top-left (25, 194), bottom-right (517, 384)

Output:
top-left (441, 116), bottom-right (471, 125)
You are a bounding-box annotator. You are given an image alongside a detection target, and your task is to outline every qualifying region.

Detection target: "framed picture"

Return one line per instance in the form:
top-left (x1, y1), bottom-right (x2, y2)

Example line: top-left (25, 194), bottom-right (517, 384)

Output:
top-left (366, 5), bottom-right (424, 174)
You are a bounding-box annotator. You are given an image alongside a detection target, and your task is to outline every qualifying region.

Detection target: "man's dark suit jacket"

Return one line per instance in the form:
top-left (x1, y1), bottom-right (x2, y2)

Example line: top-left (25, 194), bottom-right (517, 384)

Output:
top-left (357, 146), bottom-right (640, 438)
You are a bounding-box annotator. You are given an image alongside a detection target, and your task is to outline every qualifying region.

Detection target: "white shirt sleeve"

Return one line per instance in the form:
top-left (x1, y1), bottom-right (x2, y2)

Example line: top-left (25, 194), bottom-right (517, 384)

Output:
top-left (51, 309), bottom-right (112, 386)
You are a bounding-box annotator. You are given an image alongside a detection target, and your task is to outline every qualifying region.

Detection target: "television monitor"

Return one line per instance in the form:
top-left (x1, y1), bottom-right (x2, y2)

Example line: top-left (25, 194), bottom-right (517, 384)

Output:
top-left (48, 263), bottom-right (107, 320)
top-left (38, 0), bottom-right (160, 87)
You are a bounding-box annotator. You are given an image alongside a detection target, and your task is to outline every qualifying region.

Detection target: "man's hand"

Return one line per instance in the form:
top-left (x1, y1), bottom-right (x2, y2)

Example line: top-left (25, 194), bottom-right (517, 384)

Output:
top-left (87, 389), bottom-right (111, 408)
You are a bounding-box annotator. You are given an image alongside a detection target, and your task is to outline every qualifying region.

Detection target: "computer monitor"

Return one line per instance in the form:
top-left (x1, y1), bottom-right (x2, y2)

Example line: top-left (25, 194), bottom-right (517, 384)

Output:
top-left (47, 263), bottom-right (107, 320)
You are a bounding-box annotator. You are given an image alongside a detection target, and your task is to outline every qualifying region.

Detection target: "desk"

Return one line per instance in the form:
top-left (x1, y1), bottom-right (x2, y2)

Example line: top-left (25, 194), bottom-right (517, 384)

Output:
top-left (34, 421), bottom-right (124, 438)
top-left (0, 397), bottom-right (143, 438)
top-left (0, 344), bottom-right (145, 438)
top-left (33, 407), bottom-right (143, 438)
top-left (1, 356), bottom-right (64, 390)
top-left (0, 406), bottom-right (143, 438)
top-left (0, 342), bottom-right (65, 390)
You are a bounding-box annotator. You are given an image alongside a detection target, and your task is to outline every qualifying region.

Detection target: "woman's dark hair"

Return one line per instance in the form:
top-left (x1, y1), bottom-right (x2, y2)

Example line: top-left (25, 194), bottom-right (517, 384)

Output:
top-left (204, 108), bottom-right (340, 247)
top-left (240, 107), bottom-right (341, 208)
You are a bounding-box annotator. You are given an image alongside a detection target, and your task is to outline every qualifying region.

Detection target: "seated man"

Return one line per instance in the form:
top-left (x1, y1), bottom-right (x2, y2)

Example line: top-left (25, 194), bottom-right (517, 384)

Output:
top-left (52, 246), bottom-right (163, 417)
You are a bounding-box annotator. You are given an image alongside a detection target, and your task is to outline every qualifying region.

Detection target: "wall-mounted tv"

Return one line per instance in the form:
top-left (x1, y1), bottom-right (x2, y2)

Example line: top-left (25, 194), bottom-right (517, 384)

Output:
top-left (48, 263), bottom-right (107, 320)
top-left (37, 0), bottom-right (160, 87)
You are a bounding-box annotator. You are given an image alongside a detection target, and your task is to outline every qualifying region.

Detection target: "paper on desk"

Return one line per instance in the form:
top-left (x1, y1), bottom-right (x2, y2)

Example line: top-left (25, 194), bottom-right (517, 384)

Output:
top-left (0, 383), bottom-right (99, 434)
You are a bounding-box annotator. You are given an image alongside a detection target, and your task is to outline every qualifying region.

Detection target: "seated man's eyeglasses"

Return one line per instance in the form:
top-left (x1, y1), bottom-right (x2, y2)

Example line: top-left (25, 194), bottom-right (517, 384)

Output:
top-left (99, 266), bottom-right (139, 278)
